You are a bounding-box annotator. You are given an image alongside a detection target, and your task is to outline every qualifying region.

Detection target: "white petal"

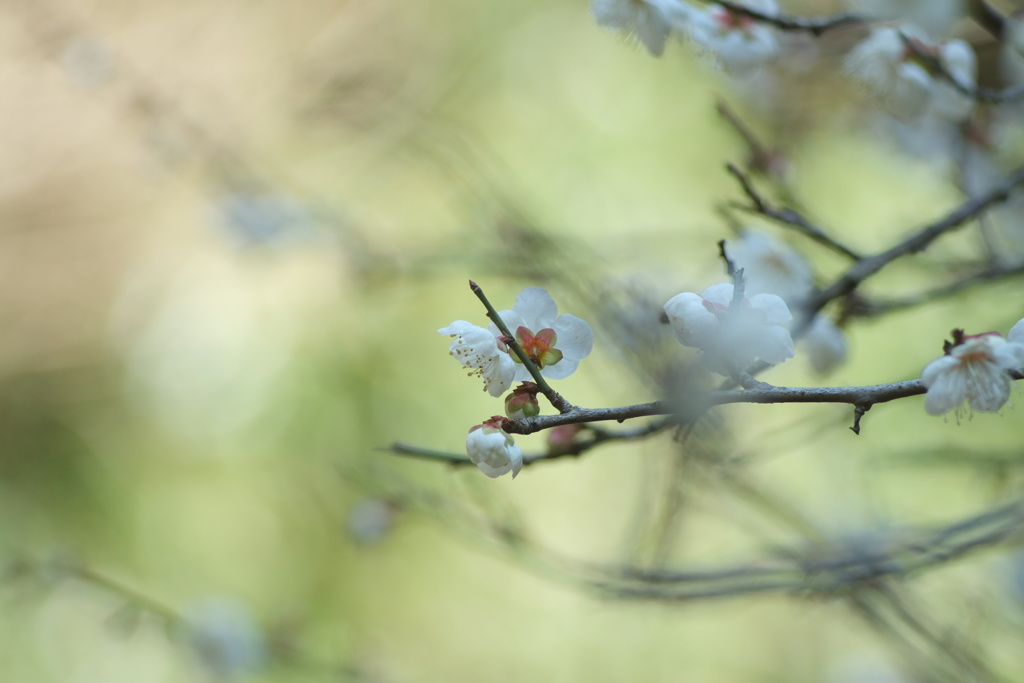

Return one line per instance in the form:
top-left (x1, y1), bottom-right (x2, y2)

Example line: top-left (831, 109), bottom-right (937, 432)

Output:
top-left (490, 310), bottom-right (525, 339)
top-left (1008, 318), bottom-right (1024, 344)
top-left (749, 324), bottom-right (794, 365)
top-left (700, 283), bottom-right (734, 307)
top-left (748, 293), bottom-right (793, 325)
top-left (924, 366), bottom-right (967, 415)
top-left (803, 315), bottom-right (847, 374)
top-left (540, 357), bottom-right (580, 380)
top-left (484, 354), bottom-right (517, 397)
top-left (513, 287), bottom-right (559, 329)
top-left (552, 314), bottom-right (594, 361)
top-left (994, 341), bottom-right (1024, 371)
top-left (968, 370), bottom-right (1012, 412)
top-left (921, 355), bottom-right (958, 388)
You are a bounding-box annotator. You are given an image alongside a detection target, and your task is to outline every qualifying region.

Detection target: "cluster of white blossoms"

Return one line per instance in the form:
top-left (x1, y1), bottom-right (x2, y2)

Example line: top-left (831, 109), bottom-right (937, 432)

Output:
top-left (844, 25), bottom-right (976, 121)
top-left (921, 321), bottom-right (1024, 419)
top-left (439, 287), bottom-right (593, 478)
top-left (591, 0), bottom-right (780, 70)
top-left (664, 282), bottom-right (794, 375)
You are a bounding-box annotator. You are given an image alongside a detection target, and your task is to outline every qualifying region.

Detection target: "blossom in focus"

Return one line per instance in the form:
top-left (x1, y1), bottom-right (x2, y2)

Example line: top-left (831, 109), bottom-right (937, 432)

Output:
top-left (803, 315), bottom-right (848, 375)
top-left (663, 283), bottom-right (794, 373)
top-left (724, 231), bottom-right (813, 303)
top-left (438, 321), bottom-right (516, 397)
top-left (490, 287), bottom-right (594, 382)
top-left (921, 332), bottom-right (1024, 417)
top-left (466, 420), bottom-right (523, 479)
top-left (683, 0), bottom-right (779, 71)
top-left (591, 0), bottom-right (694, 56)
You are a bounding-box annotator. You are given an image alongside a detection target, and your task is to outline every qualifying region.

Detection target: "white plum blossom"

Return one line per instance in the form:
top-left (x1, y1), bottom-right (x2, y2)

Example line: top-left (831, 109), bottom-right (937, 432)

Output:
top-left (663, 282), bottom-right (794, 374)
top-left (683, 0), bottom-right (779, 71)
top-left (466, 421), bottom-right (523, 479)
top-left (591, 0), bottom-right (694, 57)
top-left (724, 231), bottom-right (813, 303)
top-left (849, 0), bottom-right (964, 42)
top-left (845, 26), bottom-right (934, 120)
top-left (845, 25), bottom-right (977, 121)
top-left (803, 315), bottom-right (848, 375)
top-left (491, 287), bottom-right (594, 382)
top-left (438, 321), bottom-right (516, 397)
top-left (921, 332), bottom-right (1024, 418)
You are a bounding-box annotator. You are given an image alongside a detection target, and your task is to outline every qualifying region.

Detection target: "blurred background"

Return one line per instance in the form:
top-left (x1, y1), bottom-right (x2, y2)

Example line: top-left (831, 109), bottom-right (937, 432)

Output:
top-left (2, 0), bottom-right (1024, 681)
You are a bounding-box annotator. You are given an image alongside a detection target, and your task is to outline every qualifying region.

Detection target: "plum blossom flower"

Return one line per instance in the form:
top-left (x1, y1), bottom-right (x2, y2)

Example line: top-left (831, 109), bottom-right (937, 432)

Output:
top-left (921, 332), bottom-right (1024, 418)
top-left (663, 283), bottom-right (794, 374)
top-left (684, 0), bottom-right (779, 71)
top-left (804, 315), bottom-right (848, 375)
top-left (845, 25), bottom-right (977, 121)
top-left (466, 419), bottom-right (523, 479)
top-left (591, 0), bottom-right (694, 56)
top-left (438, 321), bottom-right (516, 397)
top-left (491, 287), bottom-right (593, 382)
top-left (845, 26), bottom-right (934, 120)
top-left (724, 231), bottom-right (813, 303)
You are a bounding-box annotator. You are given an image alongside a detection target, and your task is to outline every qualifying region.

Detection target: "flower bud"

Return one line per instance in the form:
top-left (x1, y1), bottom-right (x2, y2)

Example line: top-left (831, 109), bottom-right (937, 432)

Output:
top-left (504, 383), bottom-right (541, 420)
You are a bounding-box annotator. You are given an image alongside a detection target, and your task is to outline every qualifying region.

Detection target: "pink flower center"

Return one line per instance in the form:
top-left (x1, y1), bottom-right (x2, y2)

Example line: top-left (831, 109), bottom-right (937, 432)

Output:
top-left (714, 9), bottom-right (754, 33)
top-left (515, 326), bottom-right (563, 368)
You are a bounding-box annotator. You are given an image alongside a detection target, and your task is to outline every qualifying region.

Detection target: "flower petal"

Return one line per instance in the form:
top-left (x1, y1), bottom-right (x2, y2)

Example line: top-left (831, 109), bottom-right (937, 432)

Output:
top-left (513, 287), bottom-right (559, 329)
top-left (1008, 319), bottom-right (1024, 345)
top-left (700, 283), bottom-right (734, 307)
top-left (748, 293), bottom-right (793, 325)
top-left (552, 314), bottom-right (594, 361)
top-left (924, 367), bottom-right (967, 416)
top-left (539, 357), bottom-right (580, 381)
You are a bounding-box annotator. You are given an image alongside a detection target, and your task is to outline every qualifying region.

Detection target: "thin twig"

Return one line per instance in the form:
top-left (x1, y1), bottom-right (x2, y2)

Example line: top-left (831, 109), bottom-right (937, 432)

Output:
top-left (713, 1), bottom-right (866, 36)
top-left (802, 164), bottom-right (1024, 329)
top-left (725, 163), bottom-right (863, 261)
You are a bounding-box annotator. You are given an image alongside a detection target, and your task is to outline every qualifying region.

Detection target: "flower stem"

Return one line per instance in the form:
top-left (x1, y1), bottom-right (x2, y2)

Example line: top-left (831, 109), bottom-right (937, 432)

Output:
top-left (469, 280), bottom-right (573, 413)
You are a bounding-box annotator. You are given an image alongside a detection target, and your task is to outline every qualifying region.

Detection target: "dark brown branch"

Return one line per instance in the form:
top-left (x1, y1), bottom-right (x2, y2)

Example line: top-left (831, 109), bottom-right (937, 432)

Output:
top-left (713, 1), bottom-right (866, 36)
top-left (725, 163), bottom-right (863, 261)
top-left (966, 0), bottom-right (1008, 39)
top-left (803, 164), bottom-right (1024, 328)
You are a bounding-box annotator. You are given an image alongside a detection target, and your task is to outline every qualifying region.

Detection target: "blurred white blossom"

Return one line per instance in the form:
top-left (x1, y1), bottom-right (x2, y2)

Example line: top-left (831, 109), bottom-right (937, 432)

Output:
top-left (663, 282), bottom-right (794, 374)
top-left (683, 0), bottom-right (780, 72)
top-left (591, 0), bottom-right (693, 56)
top-left (184, 599), bottom-right (267, 679)
top-left (725, 231), bottom-right (813, 303)
top-left (347, 498), bottom-right (396, 545)
top-left (803, 315), bottom-right (848, 375)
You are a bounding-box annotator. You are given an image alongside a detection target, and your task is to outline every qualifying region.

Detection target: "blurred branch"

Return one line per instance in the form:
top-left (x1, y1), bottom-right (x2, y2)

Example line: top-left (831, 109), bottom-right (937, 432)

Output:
top-left (712, 1), bottom-right (866, 36)
top-left (847, 262), bottom-right (1024, 319)
top-left (803, 164), bottom-right (1024, 327)
top-left (725, 163), bottom-right (863, 260)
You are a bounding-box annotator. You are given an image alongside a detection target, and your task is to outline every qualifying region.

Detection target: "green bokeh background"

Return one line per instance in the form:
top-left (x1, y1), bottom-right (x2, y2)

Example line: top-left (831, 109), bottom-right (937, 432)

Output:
top-left (1, 0), bottom-right (1023, 681)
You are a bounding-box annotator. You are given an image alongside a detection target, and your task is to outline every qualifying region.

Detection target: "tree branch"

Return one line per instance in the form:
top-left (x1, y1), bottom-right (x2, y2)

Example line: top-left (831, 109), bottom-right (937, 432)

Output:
top-left (725, 163), bottom-right (863, 261)
top-left (712, 1), bottom-right (866, 36)
top-left (802, 164), bottom-right (1024, 328)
